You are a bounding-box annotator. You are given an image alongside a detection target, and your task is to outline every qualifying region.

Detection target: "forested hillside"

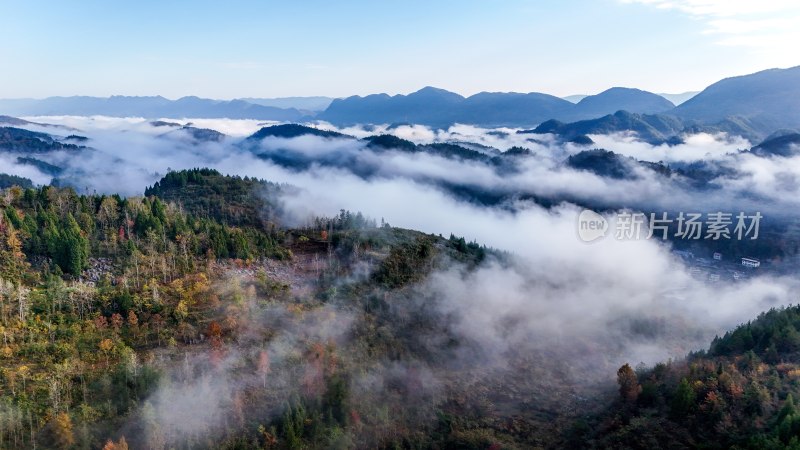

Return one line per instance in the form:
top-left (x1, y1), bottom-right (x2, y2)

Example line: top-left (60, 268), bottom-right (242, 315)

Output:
top-left (0, 172), bottom-right (291, 448)
top-left (585, 306), bottom-right (800, 449)
top-left (143, 168), bottom-right (283, 228)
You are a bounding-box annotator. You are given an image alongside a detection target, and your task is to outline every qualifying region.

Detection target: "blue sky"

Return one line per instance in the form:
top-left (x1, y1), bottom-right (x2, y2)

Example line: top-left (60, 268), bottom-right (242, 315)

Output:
top-left (0, 0), bottom-right (798, 99)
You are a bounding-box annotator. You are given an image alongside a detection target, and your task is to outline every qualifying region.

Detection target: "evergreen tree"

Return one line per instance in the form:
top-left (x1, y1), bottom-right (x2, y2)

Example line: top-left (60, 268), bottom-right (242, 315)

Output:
top-left (671, 378), bottom-right (696, 420)
top-left (55, 213), bottom-right (89, 275)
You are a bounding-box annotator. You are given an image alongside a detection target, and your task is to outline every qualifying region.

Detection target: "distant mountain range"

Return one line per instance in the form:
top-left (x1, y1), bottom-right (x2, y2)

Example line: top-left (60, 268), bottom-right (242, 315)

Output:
top-left (316, 86), bottom-right (676, 127)
top-left (672, 66), bottom-right (800, 132)
top-left (1, 66), bottom-right (799, 141)
top-left (0, 96), bottom-right (306, 121)
top-left (236, 96), bottom-right (333, 112)
top-left (525, 110), bottom-right (774, 145)
top-left (315, 66), bottom-right (800, 138)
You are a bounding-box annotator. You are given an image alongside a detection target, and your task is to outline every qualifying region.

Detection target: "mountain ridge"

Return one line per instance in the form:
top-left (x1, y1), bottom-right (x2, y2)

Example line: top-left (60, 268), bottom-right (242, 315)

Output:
top-left (673, 66), bottom-right (800, 132)
top-left (316, 66), bottom-right (800, 136)
top-left (2, 66), bottom-right (799, 140)
top-left (0, 95), bottom-right (305, 121)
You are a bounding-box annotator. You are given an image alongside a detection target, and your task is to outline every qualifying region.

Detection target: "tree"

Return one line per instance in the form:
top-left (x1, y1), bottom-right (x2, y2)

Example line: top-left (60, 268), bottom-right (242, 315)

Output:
top-left (617, 363), bottom-right (641, 404)
top-left (778, 394), bottom-right (797, 424)
top-left (99, 338), bottom-right (114, 367)
top-left (50, 412), bottom-right (75, 449)
top-left (258, 350), bottom-right (271, 388)
top-left (671, 378), bottom-right (696, 420)
top-left (0, 218), bottom-right (27, 283)
top-left (207, 321), bottom-right (222, 349)
top-left (98, 196), bottom-right (120, 253)
top-left (102, 437), bottom-right (129, 450)
top-left (54, 213), bottom-right (89, 275)
top-left (17, 365), bottom-right (30, 391)
top-left (110, 313), bottom-right (124, 332)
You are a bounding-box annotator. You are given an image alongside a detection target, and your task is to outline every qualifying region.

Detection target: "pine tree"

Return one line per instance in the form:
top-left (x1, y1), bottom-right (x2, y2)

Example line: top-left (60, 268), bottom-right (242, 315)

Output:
top-left (56, 213), bottom-right (89, 275)
top-left (671, 378), bottom-right (696, 420)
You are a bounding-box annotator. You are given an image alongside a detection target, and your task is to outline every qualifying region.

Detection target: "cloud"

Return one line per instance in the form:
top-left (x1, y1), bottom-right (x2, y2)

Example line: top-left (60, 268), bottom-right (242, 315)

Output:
top-left (8, 116), bottom-right (799, 220)
top-left (621, 0), bottom-right (800, 55)
top-left (0, 154), bottom-right (51, 185)
top-left (587, 131), bottom-right (749, 162)
top-left (425, 253), bottom-right (792, 370)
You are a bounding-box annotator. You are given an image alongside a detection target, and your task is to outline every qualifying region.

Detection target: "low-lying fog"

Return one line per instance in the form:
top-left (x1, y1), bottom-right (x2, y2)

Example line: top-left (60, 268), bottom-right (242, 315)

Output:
top-left (4, 115), bottom-right (798, 370)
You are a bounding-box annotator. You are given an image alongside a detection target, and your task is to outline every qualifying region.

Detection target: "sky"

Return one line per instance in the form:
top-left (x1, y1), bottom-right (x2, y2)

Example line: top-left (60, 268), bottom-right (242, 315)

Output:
top-left (0, 0), bottom-right (798, 99)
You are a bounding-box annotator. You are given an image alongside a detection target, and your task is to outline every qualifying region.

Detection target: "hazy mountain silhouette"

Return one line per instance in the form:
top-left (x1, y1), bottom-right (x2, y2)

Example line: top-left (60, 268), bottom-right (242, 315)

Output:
top-left (0, 96), bottom-right (304, 121)
top-left (569, 87), bottom-right (675, 120)
top-left (238, 96), bottom-right (333, 112)
top-left (673, 66), bottom-right (800, 133)
top-left (750, 131), bottom-right (800, 157)
top-left (319, 86), bottom-right (678, 127)
top-left (2, 66), bottom-right (799, 140)
top-left (523, 111), bottom-right (685, 145)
